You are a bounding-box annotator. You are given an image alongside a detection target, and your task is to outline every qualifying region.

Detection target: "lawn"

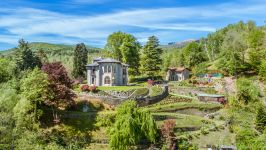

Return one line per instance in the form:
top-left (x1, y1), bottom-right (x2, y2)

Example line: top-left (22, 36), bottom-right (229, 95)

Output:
top-left (98, 86), bottom-right (144, 91)
top-left (153, 112), bottom-right (210, 128)
top-left (146, 101), bottom-right (222, 112)
top-left (150, 86), bottom-right (164, 97)
top-left (191, 127), bottom-right (236, 149)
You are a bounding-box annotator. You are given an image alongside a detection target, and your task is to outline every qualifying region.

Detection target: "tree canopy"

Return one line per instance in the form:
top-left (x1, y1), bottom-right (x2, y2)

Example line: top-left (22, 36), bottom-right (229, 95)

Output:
top-left (72, 43), bottom-right (88, 79)
top-left (140, 36), bottom-right (163, 77)
top-left (109, 100), bottom-right (157, 150)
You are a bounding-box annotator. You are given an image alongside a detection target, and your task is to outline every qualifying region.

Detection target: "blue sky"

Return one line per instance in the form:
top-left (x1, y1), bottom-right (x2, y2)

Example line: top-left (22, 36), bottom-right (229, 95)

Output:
top-left (0, 0), bottom-right (266, 50)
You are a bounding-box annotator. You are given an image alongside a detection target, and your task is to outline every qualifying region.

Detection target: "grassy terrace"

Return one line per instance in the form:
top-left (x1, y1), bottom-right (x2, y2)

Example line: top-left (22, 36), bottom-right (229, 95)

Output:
top-left (98, 86), bottom-right (144, 91)
top-left (150, 86), bottom-right (164, 97)
top-left (152, 112), bottom-right (211, 128)
top-left (146, 101), bottom-right (222, 112)
top-left (191, 128), bottom-right (236, 149)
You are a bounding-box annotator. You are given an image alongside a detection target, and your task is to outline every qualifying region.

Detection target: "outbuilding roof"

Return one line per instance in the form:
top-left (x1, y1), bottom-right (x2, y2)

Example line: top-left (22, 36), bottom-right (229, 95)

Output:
top-left (168, 67), bottom-right (190, 72)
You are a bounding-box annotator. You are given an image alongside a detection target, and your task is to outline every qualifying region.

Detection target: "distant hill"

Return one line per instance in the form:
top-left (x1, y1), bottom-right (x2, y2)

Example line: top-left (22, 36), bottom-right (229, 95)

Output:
top-left (0, 42), bottom-right (106, 73)
top-left (0, 42), bottom-right (101, 56)
top-left (161, 39), bottom-right (198, 49)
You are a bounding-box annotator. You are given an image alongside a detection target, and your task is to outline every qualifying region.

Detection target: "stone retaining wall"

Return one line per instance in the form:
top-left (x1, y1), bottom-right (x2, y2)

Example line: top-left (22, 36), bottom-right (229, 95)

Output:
top-left (135, 85), bottom-right (169, 107)
top-left (79, 85), bottom-right (169, 106)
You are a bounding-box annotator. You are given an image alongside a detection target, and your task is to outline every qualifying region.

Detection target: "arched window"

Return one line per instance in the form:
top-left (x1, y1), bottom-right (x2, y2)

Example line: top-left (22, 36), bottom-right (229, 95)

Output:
top-left (104, 76), bottom-right (111, 85)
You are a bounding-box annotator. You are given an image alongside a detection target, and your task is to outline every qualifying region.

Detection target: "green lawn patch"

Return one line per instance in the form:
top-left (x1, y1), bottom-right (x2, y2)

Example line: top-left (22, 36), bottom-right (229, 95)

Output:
top-left (150, 86), bottom-right (163, 97)
top-left (191, 127), bottom-right (236, 149)
top-left (129, 88), bottom-right (149, 98)
top-left (146, 101), bottom-right (222, 112)
top-left (153, 112), bottom-right (209, 128)
top-left (98, 86), bottom-right (144, 91)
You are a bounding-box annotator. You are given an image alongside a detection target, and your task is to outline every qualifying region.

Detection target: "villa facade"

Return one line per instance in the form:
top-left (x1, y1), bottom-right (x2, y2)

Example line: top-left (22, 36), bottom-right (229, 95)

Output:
top-left (166, 67), bottom-right (190, 81)
top-left (86, 57), bottom-right (129, 86)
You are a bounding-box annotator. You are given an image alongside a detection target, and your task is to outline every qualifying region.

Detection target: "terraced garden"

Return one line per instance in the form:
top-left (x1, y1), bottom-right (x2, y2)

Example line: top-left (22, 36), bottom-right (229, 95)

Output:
top-left (78, 82), bottom-right (234, 149)
top-left (145, 94), bottom-right (234, 149)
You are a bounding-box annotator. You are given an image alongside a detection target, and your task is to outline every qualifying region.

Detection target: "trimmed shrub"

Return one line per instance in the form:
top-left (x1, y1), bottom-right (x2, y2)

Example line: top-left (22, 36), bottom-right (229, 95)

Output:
top-left (80, 84), bottom-right (89, 92)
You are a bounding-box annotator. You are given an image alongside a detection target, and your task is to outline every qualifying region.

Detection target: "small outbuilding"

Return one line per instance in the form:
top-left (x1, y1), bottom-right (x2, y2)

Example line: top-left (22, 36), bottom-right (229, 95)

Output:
top-left (197, 93), bottom-right (226, 104)
top-left (166, 67), bottom-right (190, 81)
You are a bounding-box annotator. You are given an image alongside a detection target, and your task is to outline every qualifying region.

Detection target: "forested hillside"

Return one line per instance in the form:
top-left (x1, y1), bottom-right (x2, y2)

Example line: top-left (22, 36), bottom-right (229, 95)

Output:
top-left (0, 42), bottom-right (107, 73)
top-left (162, 21), bottom-right (266, 76)
top-left (1, 20), bottom-right (266, 150)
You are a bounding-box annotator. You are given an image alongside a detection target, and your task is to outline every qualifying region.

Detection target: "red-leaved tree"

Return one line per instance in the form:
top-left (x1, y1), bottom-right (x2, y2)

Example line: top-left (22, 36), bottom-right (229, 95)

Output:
top-left (161, 119), bottom-right (177, 150)
top-left (42, 62), bottom-right (75, 123)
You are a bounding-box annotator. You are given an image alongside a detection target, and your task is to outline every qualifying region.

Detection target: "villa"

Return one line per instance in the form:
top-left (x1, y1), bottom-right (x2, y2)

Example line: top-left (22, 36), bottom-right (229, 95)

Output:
top-left (86, 57), bottom-right (129, 86)
top-left (166, 67), bottom-right (190, 81)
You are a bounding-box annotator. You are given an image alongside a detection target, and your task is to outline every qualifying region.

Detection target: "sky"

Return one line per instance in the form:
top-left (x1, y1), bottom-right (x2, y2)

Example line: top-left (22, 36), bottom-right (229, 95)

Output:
top-left (0, 0), bottom-right (266, 50)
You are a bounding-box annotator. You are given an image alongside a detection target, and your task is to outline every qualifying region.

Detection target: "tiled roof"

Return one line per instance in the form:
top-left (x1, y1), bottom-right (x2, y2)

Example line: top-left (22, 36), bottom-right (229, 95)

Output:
top-left (97, 58), bottom-right (121, 63)
top-left (86, 57), bottom-right (129, 66)
top-left (86, 62), bottom-right (99, 67)
top-left (168, 67), bottom-right (190, 72)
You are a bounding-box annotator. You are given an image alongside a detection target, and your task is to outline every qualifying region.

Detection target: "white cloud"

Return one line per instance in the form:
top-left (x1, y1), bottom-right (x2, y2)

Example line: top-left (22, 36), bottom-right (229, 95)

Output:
top-left (0, 0), bottom-right (266, 48)
top-left (68, 0), bottom-right (111, 4)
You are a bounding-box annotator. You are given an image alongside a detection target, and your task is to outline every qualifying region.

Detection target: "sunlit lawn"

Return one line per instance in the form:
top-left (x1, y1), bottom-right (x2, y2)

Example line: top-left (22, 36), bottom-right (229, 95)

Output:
top-left (98, 86), bottom-right (145, 91)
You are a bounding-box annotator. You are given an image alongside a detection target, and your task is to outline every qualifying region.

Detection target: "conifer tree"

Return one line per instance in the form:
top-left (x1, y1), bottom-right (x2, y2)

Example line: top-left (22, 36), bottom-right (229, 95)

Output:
top-left (72, 43), bottom-right (88, 79)
top-left (140, 36), bottom-right (163, 77)
top-left (14, 39), bottom-right (42, 72)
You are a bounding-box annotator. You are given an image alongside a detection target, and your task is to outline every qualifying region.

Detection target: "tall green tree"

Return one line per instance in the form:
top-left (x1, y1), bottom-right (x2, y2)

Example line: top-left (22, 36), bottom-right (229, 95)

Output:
top-left (218, 30), bottom-right (247, 75)
top-left (248, 28), bottom-right (265, 49)
top-left (0, 58), bottom-right (15, 83)
top-left (109, 100), bottom-right (157, 150)
top-left (20, 68), bottom-right (49, 123)
top-left (14, 39), bottom-right (42, 72)
top-left (72, 43), bottom-right (88, 79)
top-left (182, 41), bottom-right (206, 68)
top-left (204, 32), bottom-right (223, 61)
top-left (120, 35), bottom-right (141, 76)
top-left (247, 28), bottom-right (265, 71)
top-left (0, 86), bottom-right (19, 149)
top-left (140, 36), bottom-right (163, 77)
top-left (106, 31), bottom-right (127, 61)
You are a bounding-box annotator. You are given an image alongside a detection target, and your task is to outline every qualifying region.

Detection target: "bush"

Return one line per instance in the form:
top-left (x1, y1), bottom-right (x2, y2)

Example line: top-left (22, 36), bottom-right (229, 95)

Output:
top-left (160, 119), bottom-right (176, 150)
top-left (147, 79), bottom-right (154, 87)
top-left (72, 100), bottom-right (104, 112)
top-left (129, 75), bottom-right (163, 83)
top-left (96, 113), bottom-right (116, 127)
top-left (89, 84), bottom-right (98, 93)
top-left (80, 84), bottom-right (98, 93)
top-left (259, 61), bottom-right (266, 81)
top-left (236, 77), bottom-right (259, 105)
top-left (80, 84), bottom-right (89, 92)
top-left (175, 80), bottom-right (192, 87)
top-left (255, 106), bottom-right (266, 132)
